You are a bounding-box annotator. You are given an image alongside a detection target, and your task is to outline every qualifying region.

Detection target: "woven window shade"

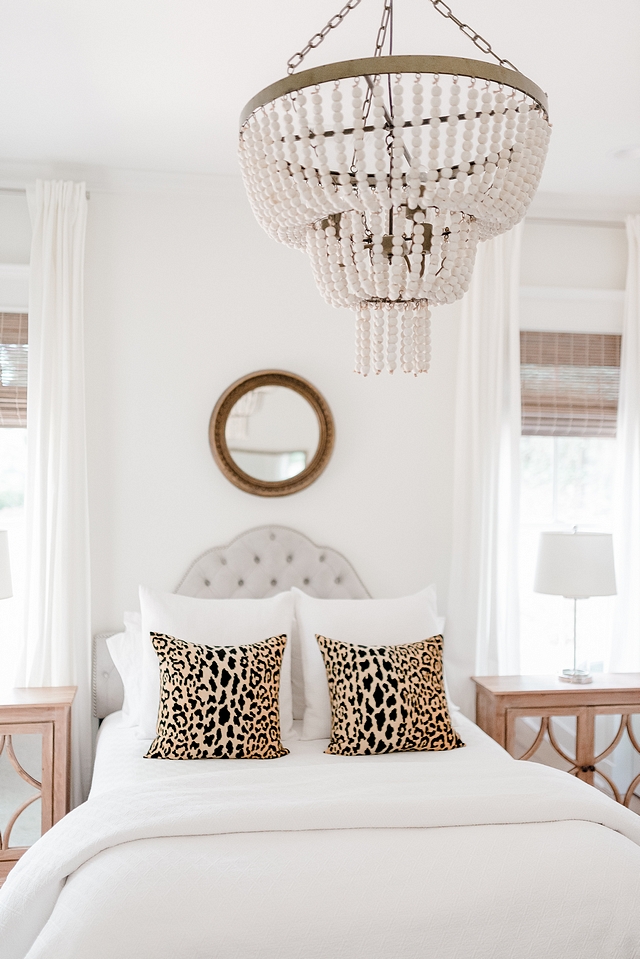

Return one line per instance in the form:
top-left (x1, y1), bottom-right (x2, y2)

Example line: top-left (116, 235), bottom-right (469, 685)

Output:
top-left (0, 313), bottom-right (28, 428)
top-left (520, 331), bottom-right (621, 438)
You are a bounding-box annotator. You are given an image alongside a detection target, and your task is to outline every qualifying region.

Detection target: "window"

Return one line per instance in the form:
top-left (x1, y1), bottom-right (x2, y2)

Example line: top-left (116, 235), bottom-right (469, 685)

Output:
top-left (0, 313), bottom-right (28, 680)
top-left (0, 313), bottom-right (27, 428)
top-left (521, 332), bottom-right (620, 438)
top-left (519, 332), bottom-right (620, 675)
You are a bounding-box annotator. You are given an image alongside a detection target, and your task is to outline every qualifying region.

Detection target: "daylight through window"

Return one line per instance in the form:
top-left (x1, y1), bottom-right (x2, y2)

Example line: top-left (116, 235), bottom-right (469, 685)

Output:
top-left (519, 331), bottom-right (621, 675)
top-left (0, 312), bottom-right (28, 681)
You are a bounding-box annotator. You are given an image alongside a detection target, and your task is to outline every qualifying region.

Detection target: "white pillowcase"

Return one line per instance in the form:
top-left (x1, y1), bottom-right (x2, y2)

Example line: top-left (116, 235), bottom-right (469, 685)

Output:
top-left (106, 611), bottom-right (142, 727)
top-left (138, 587), bottom-right (295, 742)
top-left (293, 585), bottom-right (452, 741)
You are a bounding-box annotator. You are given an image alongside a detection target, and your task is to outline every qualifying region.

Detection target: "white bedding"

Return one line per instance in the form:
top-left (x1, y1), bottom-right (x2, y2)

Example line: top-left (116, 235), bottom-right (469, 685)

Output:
top-left (89, 709), bottom-right (509, 794)
top-left (2, 712), bottom-right (640, 959)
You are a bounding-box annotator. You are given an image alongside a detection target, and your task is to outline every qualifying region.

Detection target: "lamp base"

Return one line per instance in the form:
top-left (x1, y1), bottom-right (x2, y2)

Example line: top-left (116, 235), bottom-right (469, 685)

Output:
top-left (559, 669), bottom-right (593, 684)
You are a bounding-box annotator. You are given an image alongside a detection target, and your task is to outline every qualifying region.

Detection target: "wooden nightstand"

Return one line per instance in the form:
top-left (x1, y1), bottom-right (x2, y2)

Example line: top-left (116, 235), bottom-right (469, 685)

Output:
top-left (0, 686), bottom-right (76, 886)
top-left (473, 674), bottom-right (640, 807)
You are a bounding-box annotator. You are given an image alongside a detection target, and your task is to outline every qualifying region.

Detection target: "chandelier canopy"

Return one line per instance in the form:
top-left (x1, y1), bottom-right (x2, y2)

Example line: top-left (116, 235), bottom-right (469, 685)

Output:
top-left (239, 0), bottom-right (551, 375)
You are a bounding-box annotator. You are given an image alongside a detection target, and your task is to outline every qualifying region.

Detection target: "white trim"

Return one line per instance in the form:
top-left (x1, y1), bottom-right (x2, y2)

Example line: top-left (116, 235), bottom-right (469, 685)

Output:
top-left (526, 217), bottom-right (625, 230)
top-left (520, 284), bottom-right (624, 335)
top-left (0, 169), bottom-right (637, 212)
top-left (0, 264), bottom-right (29, 280)
top-left (0, 162), bottom-right (238, 197)
top-left (521, 286), bottom-right (625, 303)
top-left (0, 263), bottom-right (29, 313)
top-left (528, 191), bottom-right (640, 221)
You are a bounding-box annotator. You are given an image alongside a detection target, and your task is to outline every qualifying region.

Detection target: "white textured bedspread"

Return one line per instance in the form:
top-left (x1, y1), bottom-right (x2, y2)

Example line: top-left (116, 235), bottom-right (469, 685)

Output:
top-left (2, 716), bottom-right (640, 959)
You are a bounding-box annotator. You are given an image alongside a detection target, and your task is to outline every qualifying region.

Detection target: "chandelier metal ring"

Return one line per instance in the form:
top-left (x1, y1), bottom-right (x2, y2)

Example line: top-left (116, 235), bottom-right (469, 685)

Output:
top-left (240, 56), bottom-right (548, 127)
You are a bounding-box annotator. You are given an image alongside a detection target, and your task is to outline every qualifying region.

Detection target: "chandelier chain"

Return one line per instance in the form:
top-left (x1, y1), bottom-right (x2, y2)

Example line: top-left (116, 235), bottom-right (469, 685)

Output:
top-left (428, 0), bottom-right (518, 72)
top-left (360, 0), bottom-right (393, 126)
top-left (374, 0), bottom-right (393, 57)
top-left (287, 0), bottom-right (365, 75)
top-left (287, 0), bottom-right (519, 76)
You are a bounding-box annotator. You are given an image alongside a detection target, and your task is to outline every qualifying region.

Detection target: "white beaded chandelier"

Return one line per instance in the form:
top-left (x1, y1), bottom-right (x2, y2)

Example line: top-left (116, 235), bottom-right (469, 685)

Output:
top-left (239, 0), bottom-right (551, 375)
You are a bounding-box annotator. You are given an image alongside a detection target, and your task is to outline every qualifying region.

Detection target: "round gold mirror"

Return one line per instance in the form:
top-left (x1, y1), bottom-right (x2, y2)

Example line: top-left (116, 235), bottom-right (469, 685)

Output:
top-left (209, 371), bottom-right (335, 497)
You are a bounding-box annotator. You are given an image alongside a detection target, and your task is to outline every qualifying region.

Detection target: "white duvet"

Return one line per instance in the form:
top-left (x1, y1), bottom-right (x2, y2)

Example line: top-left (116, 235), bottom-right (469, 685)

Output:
top-left (2, 713), bottom-right (640, 959)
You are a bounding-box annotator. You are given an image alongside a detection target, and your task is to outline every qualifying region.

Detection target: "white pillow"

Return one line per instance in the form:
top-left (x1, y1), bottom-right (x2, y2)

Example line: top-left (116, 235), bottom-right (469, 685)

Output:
top-left (106, 611), bottom-right (142, 727)
top-left (138, 587), bottom-right (295, 741)
top-left (294, 585), bottom-right (450, 741)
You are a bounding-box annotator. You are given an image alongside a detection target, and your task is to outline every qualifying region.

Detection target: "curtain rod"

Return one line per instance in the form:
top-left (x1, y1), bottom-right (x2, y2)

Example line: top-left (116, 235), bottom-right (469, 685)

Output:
top-left (0, 186), bottom-right (91, 199)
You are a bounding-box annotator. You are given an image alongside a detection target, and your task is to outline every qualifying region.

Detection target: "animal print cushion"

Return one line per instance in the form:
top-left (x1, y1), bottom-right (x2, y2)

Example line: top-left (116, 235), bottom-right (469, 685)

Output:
top-left (145, 632), bottom-right (289, 760)
top-left (316, 634), bottom-right (464, 756)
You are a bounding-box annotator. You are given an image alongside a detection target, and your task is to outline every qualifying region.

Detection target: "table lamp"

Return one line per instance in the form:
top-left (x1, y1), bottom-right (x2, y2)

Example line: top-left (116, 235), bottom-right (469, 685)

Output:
top-left (534, 529), bottom-right (616, 684)
top-left (0, 530), bottom-right (12, 601)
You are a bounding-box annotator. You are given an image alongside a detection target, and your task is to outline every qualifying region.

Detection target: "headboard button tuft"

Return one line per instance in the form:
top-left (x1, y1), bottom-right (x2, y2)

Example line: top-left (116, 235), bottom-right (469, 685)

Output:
top-left (269, 533), bottom-right (275, 540)
top-left (319, 555), bottom-right (325, 562)
top-left (286, 555), bottom-right (293, 563)
top-left (221, 558), bottom-right (227, 565)
top-left (238, 579), bottom-right (244, 587)
top-left (204, 579), bottom-right (211, 587)
top-left (335, 577), bottom-right (341, 584)
top-left (271, 579), bottom-right (277, 587)
top-left (303, 578), bottom-right (310, 585)
top-left (254, 556), bottom-right (260, 563)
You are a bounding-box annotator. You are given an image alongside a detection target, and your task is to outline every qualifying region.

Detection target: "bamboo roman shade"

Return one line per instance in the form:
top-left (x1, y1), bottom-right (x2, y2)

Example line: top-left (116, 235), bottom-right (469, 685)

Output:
top-left (520, 331), bottom-right (621, 438)
top-left (0, 313), bottom-right (28, 428)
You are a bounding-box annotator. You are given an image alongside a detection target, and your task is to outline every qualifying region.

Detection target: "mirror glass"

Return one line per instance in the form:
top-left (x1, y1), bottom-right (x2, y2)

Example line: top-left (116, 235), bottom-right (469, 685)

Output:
top-left (225, 386), bottom-right (320, 483)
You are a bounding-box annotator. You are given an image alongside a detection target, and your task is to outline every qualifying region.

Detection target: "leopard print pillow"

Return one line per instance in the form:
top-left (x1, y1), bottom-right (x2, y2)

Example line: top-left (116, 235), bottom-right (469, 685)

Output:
top-left (316, 634), bottom-right (464, 756)
top-left (145, 632), bottom-right (289, 760)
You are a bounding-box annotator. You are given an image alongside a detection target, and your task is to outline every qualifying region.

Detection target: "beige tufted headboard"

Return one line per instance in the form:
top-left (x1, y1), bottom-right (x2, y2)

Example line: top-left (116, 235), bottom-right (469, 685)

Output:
top-left (93, 525), bottom-right (370, 718)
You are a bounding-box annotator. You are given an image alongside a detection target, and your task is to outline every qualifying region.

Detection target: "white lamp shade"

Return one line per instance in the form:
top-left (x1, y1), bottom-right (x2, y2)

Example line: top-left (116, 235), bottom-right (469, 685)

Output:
top-left (534, 531), bottom-right (617, 599)
top-left (0, 530), bottom-right (12, 600)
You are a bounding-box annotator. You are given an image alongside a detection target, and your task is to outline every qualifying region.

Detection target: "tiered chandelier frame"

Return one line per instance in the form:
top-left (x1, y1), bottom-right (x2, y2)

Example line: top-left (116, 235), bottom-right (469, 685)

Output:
top-left (239, 2), bottom-right (551, 375)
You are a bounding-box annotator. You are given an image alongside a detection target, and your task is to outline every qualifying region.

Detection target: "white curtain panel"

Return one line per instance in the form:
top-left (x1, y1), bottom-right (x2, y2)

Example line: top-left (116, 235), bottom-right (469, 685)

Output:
top-left (445, 225), bottom-right (523, 718)
top-left (17, 181), bottom-right (92, 805)
top-left (611, 215), bottom-right (640, 671)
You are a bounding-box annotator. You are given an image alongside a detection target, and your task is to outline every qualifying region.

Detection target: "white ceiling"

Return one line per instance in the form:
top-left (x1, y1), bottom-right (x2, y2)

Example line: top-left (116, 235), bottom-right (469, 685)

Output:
top-left (1, 0), bottom-right (639, 196)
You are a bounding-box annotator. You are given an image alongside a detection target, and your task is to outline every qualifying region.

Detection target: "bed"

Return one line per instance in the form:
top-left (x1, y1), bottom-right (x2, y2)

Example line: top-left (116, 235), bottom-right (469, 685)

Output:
top-left (2, 526), bottom-right (640, 959)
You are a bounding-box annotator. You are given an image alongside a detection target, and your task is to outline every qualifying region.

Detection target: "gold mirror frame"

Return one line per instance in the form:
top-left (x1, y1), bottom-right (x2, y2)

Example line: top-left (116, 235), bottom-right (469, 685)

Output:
top-left (209, 370), bottom-right (335, 497)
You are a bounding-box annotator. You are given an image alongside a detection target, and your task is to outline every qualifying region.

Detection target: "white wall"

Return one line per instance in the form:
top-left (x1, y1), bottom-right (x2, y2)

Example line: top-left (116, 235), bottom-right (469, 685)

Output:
top-left (81, 176), bottom-right (462, 631)
top-left (520, 219), bottom-right (627, 333)
top-left (0, 195), bottom-right (31, 263)
top-left (0, 185), bottom-right (630, 647)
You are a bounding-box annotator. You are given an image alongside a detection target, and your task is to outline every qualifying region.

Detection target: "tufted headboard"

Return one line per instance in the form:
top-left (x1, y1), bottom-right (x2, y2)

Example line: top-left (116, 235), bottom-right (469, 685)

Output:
top-left (93, 525), bottom-right (370, 718)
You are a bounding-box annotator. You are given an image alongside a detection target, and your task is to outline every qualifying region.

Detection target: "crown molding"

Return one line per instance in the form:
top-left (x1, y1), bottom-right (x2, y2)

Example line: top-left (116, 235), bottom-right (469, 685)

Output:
top-left (0, 160), bottom-right (241, 197)
top-left (1, 161), bottom-right (638, 213)
top-left (521, 286), bottom-right (624, 302)
top-left (528, 191), bottom-right (640, 223)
